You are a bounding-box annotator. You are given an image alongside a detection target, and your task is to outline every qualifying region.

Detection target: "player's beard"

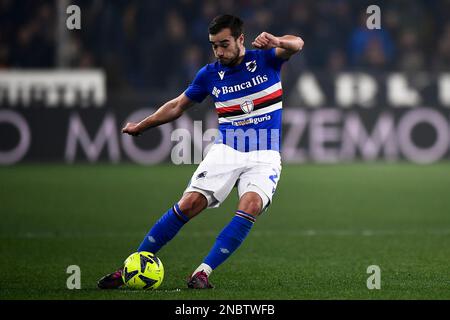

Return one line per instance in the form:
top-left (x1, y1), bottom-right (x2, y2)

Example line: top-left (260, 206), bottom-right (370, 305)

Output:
top-left (220, 46), bottom-right (242, 67)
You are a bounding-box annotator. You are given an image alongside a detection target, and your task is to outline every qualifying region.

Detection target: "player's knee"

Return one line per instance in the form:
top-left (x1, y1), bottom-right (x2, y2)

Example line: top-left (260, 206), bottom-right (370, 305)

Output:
top-left (238, 193), bottom-right (263, 217)
top-left (242, 202), bottom-right (262, 217)
top-left (178, 192), bottom-right (207, 218)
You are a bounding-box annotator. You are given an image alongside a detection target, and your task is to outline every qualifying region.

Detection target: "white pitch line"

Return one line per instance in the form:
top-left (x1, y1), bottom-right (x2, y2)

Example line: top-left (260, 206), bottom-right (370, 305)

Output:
top-left (1, 229), bottom-right (450, 239)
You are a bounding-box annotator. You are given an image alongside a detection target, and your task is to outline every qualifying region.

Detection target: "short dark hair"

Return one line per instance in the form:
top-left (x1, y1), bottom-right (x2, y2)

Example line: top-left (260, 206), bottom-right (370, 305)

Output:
top-left (208, 14), bottom-right (244, 39)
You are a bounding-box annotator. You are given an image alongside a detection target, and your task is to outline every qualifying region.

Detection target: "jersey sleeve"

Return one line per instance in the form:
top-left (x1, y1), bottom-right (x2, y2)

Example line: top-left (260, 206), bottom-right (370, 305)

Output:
top-left (261, 48), bottom-right (288, 71)
top-left (184, 66), bottom-right (209, 103)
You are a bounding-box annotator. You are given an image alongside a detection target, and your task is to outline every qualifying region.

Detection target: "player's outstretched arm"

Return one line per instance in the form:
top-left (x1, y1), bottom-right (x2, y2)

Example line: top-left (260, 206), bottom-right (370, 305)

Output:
top-left (252, 32), bottom-right (304, 60)
top-left (122, 93), bottom-right (195, 136)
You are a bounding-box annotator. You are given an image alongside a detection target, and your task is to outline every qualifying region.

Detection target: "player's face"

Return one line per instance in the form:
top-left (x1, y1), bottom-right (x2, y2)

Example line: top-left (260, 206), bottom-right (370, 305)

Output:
top-left (209, 28), bottom-right (244, 66)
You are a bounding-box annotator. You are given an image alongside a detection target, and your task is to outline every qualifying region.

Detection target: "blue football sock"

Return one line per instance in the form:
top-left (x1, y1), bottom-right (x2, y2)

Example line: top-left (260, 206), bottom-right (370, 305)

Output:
top-left (137, 203), bottom-right (189, 253)
top-left (203, 210), bottom-right (256, 270)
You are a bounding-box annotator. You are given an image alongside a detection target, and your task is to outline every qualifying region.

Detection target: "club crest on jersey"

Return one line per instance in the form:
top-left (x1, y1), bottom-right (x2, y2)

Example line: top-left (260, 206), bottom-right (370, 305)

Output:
top-left (246, 60), bottom-right (257, 72)
top-left (240, 100), bottom-right (254, 114)
top-left (218, 71), bottom-right (225, 80)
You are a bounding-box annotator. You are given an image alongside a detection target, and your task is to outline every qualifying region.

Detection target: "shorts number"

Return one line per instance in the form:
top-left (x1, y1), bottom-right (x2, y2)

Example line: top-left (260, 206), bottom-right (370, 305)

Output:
top-left (269, 169), bottom-right (279, 194)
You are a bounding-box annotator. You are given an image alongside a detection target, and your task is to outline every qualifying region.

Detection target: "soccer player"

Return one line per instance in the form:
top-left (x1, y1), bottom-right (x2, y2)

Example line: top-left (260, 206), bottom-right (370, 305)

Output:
top-left (98, 14), bottom-right (303, 289)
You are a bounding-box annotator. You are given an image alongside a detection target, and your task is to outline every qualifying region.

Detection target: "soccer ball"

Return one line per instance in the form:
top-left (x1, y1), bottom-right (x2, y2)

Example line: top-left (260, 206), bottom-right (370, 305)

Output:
top-left (122, 251), bottom-right (164, 290)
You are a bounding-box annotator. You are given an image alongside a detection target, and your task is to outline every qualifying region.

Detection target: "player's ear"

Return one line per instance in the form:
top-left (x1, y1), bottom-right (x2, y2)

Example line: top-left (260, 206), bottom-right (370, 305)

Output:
top-left (238, 33), bottom-right (244, 46)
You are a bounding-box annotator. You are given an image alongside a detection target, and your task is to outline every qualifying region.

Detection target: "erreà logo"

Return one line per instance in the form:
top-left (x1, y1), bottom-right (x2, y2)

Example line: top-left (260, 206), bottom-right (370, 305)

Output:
top-left (246, 60), bottom-right (257, 72)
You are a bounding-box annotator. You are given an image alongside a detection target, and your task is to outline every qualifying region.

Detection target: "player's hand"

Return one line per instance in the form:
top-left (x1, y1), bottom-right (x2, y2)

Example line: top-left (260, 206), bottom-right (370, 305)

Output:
top-left (122, 122), bottom-right (142, 136)
top-left (252, 32), bottom-right (281, 50)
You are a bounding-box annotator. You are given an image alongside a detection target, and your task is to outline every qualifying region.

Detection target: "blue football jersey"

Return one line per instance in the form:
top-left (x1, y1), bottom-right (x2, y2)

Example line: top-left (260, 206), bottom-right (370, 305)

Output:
top-left (184, 48), bottom-right (287, 152)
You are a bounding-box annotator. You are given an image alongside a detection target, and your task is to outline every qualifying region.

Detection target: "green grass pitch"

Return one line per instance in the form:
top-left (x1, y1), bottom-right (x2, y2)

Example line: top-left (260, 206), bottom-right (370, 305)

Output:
top-left (1, 163), bottom-right (449, 300)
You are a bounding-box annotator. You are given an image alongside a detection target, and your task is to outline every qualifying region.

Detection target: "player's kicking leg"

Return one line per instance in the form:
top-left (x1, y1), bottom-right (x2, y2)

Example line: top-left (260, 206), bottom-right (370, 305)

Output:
top-left (97, 192), bottom-right (207, 289)
top-left (187, 191), bottom-right (263, 289)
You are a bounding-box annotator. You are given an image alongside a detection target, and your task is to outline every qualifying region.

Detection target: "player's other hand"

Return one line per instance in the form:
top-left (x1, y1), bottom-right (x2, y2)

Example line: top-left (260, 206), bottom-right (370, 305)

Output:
top-left (252, 32), bottom-right (280, 50)
top-left (122, 122), bottom-right (142, 136)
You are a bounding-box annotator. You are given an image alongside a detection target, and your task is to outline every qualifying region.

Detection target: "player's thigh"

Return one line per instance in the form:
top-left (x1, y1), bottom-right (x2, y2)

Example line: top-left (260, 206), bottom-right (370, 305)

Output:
top-left (184, 144), bottom-right (245, 208)
top-left (237, 162), bottom-right (282, 211)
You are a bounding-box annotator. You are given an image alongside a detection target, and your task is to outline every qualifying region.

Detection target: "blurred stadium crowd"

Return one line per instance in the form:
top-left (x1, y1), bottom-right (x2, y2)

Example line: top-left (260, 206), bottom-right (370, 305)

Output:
top-left (1, 0), bottom-right (450, 92)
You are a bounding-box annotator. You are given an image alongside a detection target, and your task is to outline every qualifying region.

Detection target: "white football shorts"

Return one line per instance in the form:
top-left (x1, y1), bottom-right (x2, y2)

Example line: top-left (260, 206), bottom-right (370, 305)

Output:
top-left (183, 143), bottom-right (282, 211)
